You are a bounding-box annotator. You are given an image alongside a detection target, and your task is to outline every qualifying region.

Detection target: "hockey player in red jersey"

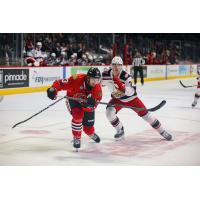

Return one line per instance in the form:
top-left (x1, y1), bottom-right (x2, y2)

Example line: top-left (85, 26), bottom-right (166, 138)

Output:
top-left (192, 67), bottom-right (200, 107)
top-left (102, 56), bottom-right (172, 140)
top-left (47, 67), bottom-right (102, 150)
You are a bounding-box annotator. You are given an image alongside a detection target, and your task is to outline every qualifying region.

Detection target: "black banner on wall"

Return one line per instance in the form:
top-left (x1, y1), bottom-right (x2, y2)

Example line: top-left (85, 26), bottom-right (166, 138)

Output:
top-left (0, 68), bottom-right (29, 89)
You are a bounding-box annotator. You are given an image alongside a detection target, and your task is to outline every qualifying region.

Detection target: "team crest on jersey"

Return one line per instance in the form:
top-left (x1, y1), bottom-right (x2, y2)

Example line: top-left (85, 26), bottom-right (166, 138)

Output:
top-left (114, 83), bottom-right (119, 89)
top-left (112, 89), bottom-right (124, 98)
top-left (98, 92), bottom-right (102, 97)
top-left (80, 86), bottom-right (83, 90)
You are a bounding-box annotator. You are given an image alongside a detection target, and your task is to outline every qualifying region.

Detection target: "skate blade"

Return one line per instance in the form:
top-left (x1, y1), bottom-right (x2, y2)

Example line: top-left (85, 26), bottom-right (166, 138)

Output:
top-left (166, 137), bottom-right (173, 141)
top-left (161, 135), bottom-right (172, 141)
top-left (115, 136), bottom-right (125, 141)
top-left (74, 148), bottom-right (79, 152)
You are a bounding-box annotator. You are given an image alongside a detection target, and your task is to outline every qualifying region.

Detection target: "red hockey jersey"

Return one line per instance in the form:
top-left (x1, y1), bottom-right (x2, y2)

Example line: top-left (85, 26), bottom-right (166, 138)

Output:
top-left (51, 74), bottom-right (102, 102)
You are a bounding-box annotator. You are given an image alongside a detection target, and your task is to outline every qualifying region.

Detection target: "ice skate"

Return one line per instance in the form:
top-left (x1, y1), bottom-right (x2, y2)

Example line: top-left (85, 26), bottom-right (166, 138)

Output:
top-left (192, 101), bottom-right (197, 107)
top-left (90, 133), bottom-right (100, 143)
top-left (160, 131), bottom-right (172, 141)
top-left (114, 127), bottom-right (125, 140)
top-left (73, 138), bottom-right (81, 151)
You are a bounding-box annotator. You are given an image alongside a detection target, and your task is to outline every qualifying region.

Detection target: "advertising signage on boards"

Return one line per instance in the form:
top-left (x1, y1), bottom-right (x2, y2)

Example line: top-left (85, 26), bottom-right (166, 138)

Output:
top-left (0, 68), bottom-right (29, 89)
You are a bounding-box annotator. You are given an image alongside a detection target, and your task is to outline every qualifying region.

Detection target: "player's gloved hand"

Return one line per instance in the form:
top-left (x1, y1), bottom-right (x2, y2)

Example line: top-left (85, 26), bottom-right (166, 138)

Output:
top-left (133, 86), bottom-right (137, 95)
top-left (85, 94), bottom-right (96, 108)
top-left (113, 77), bottom-right (125, 91)
top-left (47, 87), bottom-right (57, 100)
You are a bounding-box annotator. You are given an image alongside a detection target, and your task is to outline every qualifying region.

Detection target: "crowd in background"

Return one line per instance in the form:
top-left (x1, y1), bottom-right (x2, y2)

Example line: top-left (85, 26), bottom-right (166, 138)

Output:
top-left (23, 33), bottom-right (112, 66)
top-left (125, 40), bottom-right (181, 65)
top-left (1, 33), bottom-right (200, 66)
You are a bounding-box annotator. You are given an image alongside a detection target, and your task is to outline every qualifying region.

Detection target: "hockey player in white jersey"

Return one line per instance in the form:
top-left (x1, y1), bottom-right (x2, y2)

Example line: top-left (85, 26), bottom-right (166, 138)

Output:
top-left (192, 67), bottom-right (200, 107)
top-left (102, 56), bottom-right (172, 141)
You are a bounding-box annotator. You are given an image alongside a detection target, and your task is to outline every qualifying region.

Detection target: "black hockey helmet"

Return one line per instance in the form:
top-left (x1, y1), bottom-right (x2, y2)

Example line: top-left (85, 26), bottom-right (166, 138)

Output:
top-left (87, 67), bottom-right (101, 79)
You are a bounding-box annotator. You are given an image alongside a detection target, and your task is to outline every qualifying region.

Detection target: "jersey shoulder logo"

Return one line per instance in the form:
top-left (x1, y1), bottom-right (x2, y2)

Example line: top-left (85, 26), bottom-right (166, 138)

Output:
top-left (62, 79), bottom-right (68, 84)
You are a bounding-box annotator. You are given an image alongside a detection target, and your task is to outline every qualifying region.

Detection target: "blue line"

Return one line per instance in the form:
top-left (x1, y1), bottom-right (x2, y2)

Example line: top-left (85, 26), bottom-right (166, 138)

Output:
top-left (63, 67), bottom-right (66, 79)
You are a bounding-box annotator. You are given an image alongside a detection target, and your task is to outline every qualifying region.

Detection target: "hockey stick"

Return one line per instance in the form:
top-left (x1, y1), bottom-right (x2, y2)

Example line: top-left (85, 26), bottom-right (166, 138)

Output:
top-left (12, 95), bottom-right (166, 129)
top-left (64, 96), bottom-right (166, 112)
top-left (179, 80), bottom-right (197, 88)
top-left (97, 100), bottom-right (166, 112)
top-left (12, 96), bottom-right (66, 129)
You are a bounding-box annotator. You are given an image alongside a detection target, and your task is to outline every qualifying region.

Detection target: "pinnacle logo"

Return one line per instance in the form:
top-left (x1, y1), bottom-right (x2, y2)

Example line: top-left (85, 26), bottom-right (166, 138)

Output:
top-left (0, 70), bottom-right (3, 88)
top-left (2, 69), bottom-right (29, 88)
top-left (4, 70), bottom-right (27, 83)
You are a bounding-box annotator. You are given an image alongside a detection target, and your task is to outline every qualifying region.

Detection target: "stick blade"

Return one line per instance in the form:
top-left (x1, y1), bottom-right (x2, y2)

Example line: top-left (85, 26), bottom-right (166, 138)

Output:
top-left (179, 80), bottom-right (187, 88)
top-left (12, 123), bottom-right (18, 129)
top-left (148, 100), bottom-right (166, 112)
top-left (12, 121), bottom-right (24, 129)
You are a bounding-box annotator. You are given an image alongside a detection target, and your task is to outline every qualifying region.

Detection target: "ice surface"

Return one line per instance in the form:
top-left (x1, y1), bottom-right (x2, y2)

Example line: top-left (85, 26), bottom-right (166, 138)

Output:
top-left (0, 78), bottom-right (200, 165)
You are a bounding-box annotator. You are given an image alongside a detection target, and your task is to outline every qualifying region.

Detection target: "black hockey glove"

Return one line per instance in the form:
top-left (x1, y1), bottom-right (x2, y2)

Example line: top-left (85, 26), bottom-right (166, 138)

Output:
top-left (47, 87), bottom-right (57, 100)
top-left (133, 85), bottom-right (137, 96)
top-left (85, 95), bottom-right (96, 108)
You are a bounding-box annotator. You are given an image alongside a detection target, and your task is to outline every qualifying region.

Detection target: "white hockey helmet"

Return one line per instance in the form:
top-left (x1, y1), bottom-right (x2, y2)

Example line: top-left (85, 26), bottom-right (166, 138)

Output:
top-left (111, 56), bottom-right (123, 65)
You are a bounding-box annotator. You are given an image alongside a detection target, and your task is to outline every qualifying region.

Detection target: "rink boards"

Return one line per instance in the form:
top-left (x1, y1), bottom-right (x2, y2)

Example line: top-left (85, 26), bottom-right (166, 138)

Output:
top-left (0, 64), bottom-right (198, 95)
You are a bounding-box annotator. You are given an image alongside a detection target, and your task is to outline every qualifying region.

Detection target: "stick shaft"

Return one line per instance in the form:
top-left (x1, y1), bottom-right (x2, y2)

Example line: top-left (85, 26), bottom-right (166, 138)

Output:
top-left (12, 96), bottom-right (65, 128)
top-left (64, 96), bottom-right (165, 111)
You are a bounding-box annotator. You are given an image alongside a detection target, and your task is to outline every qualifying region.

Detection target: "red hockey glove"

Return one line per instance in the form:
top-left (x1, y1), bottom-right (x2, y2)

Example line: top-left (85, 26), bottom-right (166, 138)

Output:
top-left (113, 77), bottom-right (125, 91)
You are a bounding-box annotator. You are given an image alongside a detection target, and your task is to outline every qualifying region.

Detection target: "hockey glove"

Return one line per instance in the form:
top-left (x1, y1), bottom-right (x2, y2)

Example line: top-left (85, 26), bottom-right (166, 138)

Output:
top-left (113, 77), bottom-right (125, 91)
top-left (85, 94), bottom-right (96, 108)
top-left (47, 87), bottom-right (57, 100)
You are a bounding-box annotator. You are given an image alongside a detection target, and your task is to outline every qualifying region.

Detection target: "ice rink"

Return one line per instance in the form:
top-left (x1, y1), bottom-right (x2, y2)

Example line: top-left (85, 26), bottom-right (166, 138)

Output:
top-left (0, 78), bottom-right (200, 165)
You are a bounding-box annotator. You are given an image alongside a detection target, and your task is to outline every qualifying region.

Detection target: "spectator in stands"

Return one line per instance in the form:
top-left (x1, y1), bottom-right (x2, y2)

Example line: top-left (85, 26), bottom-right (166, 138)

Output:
top-left (161, 49), bottom-right (170, 64)
top-left (77, 43), bottom-right (84, 59)
top-left (61, 42), bottom-right (67, 52)
top-left (146, 51), bottom-right (154, 64)
top-left (25, 37), bottom-right (34, 52)
top-left (66, 44), bottom-right (74, 59)
top-left (24, 42), bottom-right (47, 66)
top-left (47, 53), bottom-right (58, 66)
top-left (79, 54), bottom-right (88, 66)
top-left (57, 51), bottom-right (69, 66)
top-left (95, 56), bottom-right (105, 66)
top-left (53, 42), bottom-right (61, 58)
top-left (24, 51), bottom-right (36, 66)
top-left (33, 42), bottom-right (43, 58)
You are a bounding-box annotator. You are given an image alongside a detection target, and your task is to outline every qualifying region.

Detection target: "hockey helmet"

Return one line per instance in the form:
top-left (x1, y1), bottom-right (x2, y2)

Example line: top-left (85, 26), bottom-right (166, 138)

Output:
top-left (111, 56), bottom-right (123, 65)
top-left (87, 67), bottom-right (101, 79)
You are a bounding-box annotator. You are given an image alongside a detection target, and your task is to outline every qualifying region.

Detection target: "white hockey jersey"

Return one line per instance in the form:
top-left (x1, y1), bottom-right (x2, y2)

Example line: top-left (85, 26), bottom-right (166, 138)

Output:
top-left (102, 68), bottom-right (137, 102)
